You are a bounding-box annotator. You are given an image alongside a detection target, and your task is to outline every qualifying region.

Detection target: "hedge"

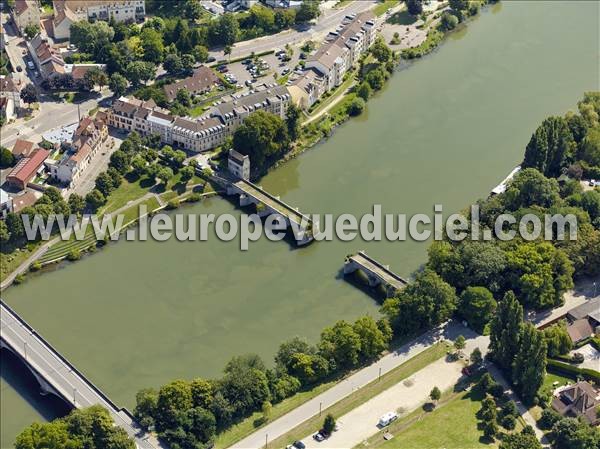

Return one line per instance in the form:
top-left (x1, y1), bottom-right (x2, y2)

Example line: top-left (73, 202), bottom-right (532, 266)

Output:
top-left (547, 359), bottom-right (600, 384)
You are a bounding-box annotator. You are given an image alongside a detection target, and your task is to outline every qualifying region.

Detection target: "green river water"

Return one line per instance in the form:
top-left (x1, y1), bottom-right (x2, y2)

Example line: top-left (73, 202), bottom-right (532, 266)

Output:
top-left (2, 1), bottom-right (599, 447)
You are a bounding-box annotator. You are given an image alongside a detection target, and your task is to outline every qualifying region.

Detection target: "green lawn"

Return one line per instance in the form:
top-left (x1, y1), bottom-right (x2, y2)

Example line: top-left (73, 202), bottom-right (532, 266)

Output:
top-left (542, 371), bottom-right (576, 393)
top-left (101, 176), bottom-right (155, 214)
top-left (268, 343), bottom-right (448, 449)
top-left (379, 389), bottom-right (497, 449)
top-left (0, 241), bottom-right (43, 281)
top-left (214, 381), bottom-right (338, 449)
top-left (374, 0), bottom-right (400, 17)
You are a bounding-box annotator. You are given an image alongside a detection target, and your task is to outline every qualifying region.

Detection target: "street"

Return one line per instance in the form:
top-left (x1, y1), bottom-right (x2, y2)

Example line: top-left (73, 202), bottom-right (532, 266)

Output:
top-left (208, 1), bottom-right (378, 61)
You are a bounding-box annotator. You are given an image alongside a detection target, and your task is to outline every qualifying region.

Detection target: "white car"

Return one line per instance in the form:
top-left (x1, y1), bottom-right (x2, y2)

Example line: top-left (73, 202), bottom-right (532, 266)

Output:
top-left (378, 411), bottom-right (398, 427)
top-left (590, 179), bottom-right (597, 187)
top-left (27, 61), bottom-right (35, 70)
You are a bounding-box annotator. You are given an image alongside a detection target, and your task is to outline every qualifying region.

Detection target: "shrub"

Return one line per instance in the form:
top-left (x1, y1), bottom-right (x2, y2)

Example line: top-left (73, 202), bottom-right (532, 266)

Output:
top-left (67, 249), bottom-right (81, 261)
top-left (14, 273), bottom-right (26, 284)
top-left (166, 200), bottom-right (180, 210)
top-left (570, 352), bottom-right (584, 364)
top-left (547, 359), bottom-right (600, 383)
top-left (347, 97), bottom-right (366, 116)
top-left (539, 408), bottom-right (561, 430)
top-left (501, 414), bottom-right (516, 430)
top-left (29, 261), bottom-right (42, 272)
top-left (187, 193), bottom-right (202, 203)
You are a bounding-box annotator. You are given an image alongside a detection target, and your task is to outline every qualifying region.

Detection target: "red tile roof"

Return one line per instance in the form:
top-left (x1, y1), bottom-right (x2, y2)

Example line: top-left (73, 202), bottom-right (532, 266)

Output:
top-left (11, 139), bottom-right (37, 158)
top-left (7, 149), bottom-right (50, 185)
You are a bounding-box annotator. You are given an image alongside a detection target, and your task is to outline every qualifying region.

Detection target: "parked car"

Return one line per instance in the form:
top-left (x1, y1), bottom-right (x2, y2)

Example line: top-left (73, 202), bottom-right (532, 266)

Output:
top-left (16, 65), bottom-right (22, 72)
top-left (590, 179), bottom-right (597, 187)
top-left (378, 412), bottom-right (398, 428)
top-left (313, 432), bottom-right (325, 442)
top-left (292, 441), bottom-right (305, 449)
top-left (242, 59), bottom-right (251, 65)
top-left (282, 68), bottom-right (290, 75)
top-left (207, 56), bottom-right (216, 63)
top-left (27, 61), bottom-right (35, 70)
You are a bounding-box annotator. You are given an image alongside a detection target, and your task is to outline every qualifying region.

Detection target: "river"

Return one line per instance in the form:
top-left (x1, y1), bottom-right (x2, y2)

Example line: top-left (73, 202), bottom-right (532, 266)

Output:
top-left (2, 1), bottom-right (598, 447)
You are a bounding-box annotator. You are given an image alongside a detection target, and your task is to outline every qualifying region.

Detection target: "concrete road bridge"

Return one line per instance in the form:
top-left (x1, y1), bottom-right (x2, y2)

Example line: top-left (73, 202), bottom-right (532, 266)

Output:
top-left (227, 178), bottom-right (314, 246)
top-left (344, 251), bottom-right (408, 296)
top-left (0, 300), bottom-right (163, 449)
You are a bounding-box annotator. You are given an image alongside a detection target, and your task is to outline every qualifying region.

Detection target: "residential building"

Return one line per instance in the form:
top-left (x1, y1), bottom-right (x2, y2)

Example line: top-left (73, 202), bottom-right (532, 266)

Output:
top-left (210, 84), bottom-right (291, 134)
top-left (163, 67), bottom-right (220, 103)
top-left (0, 97), bottom-right (15, 122)
top-left (228, 149), bottom-right (250, 180)
top-left (0, 189), bottom-right (13, 219)
top-left (0, 75), bottom-right (23, 115)
top-left (11, 139), bottom-right (37, 159)
top-left (552, 381), bottom-right (600, 425)
top-left (29, 36), bottom-right (66, 78)
top-left (7, 148), bottom-right (50, 190)
top-left (11, 0), bottom-right (40, 36)
top-left (0, 23), bottom-right (6, 51)
top-left (48, 115), bottom-right (108, 185)
top-left (566, 297), bottom-right (600, 343)
top-left (225, 0), bottom-right (257, 12)
top-left (12, 191), bottom-right (39, 212)
top-left (292, 11), bottom-right (376, 109)
top-left (109, 84), bottom-right (290, 153)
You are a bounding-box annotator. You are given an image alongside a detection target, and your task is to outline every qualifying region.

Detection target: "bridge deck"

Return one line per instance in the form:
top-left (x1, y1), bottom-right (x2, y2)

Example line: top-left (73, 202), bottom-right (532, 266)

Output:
top-left (0, 301), bottom-right (160, 449)
top-left (349, 252), bottom-right (408, 291)
top-left (234, 179), bottom-right (310, 227)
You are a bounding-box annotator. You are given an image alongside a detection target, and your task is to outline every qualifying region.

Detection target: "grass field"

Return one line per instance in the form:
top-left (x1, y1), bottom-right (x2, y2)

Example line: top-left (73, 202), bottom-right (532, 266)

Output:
top-left (101, 176), bottom-right (155, 214)
top-left (268, 342), bottom-right (448, 449)
top-left (1, 242), bottom-right (43, 280)
top-left (378, 388), bottom-right (497, 449)
top-left (214, 381), bottom-right (338, 449)
top-left (374, 0), bottom-right (400, 17)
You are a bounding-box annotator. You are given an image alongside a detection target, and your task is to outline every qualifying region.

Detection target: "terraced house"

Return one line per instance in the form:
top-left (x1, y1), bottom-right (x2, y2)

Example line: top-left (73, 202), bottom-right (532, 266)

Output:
top-left (109, 84), bottom-right (291, 153)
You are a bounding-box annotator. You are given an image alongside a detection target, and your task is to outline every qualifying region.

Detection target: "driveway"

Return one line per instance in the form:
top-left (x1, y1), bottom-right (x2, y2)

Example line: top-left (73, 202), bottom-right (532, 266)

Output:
top-left (569, 344), bottom-right (600, 371)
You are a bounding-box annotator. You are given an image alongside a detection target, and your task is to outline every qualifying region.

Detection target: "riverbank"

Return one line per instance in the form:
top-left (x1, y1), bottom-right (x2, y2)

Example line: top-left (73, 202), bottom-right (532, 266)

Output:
top-left (2, 1), bottom-right (598, 446)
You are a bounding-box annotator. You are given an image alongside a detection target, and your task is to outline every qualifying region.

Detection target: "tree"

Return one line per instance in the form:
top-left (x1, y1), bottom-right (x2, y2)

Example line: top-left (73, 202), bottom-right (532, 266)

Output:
top-left (20, 84), bottom-right (38, 106)
top-left (429, 386), bottom-right (441, 405)
top-left (370, 37), bottom-right (392, 63)
top-left (261, 400), bottom-right (272, 421)
top-left (0, 220), bottom-right (10, 244)
top-left (16, 405), bottom-right (135, 449)
top-left (356, 82), bottom-right (371, 101)
top-left (454, 335), bottom-right (466, 353)
top-left (458, 286), bottom-right (497, 333)
top-left (440, 12), bottom-right (459, 31)
top-left (467, 350), bottom-right (483, 371)
top-left (70, 20), bottom-right (115, 55)
top-left (406, 0), bottom-right (423, 15)
top-left (523, 117), bottom-right (576, 177)
top-left (84, 67), bottom-right (108, 90)
top-left (319, 320), bottom-right (361, 369)
top-left (68, 193), bottom-right (86, 216)
top-left (0, 146), bottom-right (15, 168)
top-left (134, 388), bottom-right (158, 430)
top-left (233, 110), bottom-right (289, 171)
top-left (155, 380), bottom-right (193, 431)
top-left (286, 103), bottom-right (302, 141)
top-left (512, 323), bottom-right (546, 404)
top-left (185, 0), bottom-right (203, 20)
top-left (365, 68), bottom-right (385, 91)
top-left (175, 88), bottom-right (192, 107)
top-left (125, 61), bottom-right (156, 87)
top-left (208, 13), bottom-right (239, 46)
top-left (489, 291), bottom-right (523, 371)
top-left (275, 337), bottom-right (314, 371)
top-left (322, 414), bottom-right (336, 435)
top-left (479, 395), bottom-right (498, 440)
top-left (224, 45), bottom-right (232, 61)
top-left (180, 165), bottom-right (195, 182)
top-left (449, 0), bottom-right (469, 19)
top-left (140, 28), bottom-right (164, 64)
top-left (296, 0), bottom-right (321, 23)
top-left (5, 212), bottom-right (25, 242)
top-left (189, 45), bottom-right (208, 64)
top-left (163, 53), bottom-right (183, 76)
top-left (85, 189), bottom-right (106, 211)
top-left (190, 378), bottom-right (213, 409)
top-left (550, 417), bottom-right (600, 449)
top-left (381, 269), bottom-right (457, 336)
top-left (157, 166), bottom-right (174, 184)
top-left (347, 97), bottom-right (366, 116)
top-left (352, 315), bottom-right (391, 360)
top-left (506, 242), bottom-right (574, 309)
top-left (542, 322), bottom-right (573, 357)
top-left (500, 431), bottom-right (543, 449)
top-left (219, 354), bottom-right (270, 418)
top-left (24, 24), bottom-right (39, 39)
top-left (108, 73), bottom-right (128, 97)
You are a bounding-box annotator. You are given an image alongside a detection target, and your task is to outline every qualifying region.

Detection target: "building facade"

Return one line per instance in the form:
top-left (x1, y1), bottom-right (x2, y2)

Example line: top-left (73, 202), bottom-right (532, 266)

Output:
top-left (12, 0), bottom-right (40, 35)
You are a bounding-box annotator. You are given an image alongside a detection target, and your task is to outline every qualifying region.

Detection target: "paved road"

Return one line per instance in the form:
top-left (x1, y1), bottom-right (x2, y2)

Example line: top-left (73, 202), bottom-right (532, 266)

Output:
top-left (208, 1), bottom-right (378, 61)
top-left (0, 300), bottom-right (164, 449)
top-left (231, 290), bottom-right (594, 449)
top-left (231, 321), bottom-right (485, 449)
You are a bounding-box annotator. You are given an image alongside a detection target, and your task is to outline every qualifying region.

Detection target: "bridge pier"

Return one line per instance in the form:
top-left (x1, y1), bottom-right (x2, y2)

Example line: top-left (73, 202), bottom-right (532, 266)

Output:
top-left (343, 251), bottom-right (408, 297)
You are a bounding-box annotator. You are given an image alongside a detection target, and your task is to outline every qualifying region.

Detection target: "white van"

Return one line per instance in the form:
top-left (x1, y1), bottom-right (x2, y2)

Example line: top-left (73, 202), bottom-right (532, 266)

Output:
top-left (378, 411), bottom-right (398, 427)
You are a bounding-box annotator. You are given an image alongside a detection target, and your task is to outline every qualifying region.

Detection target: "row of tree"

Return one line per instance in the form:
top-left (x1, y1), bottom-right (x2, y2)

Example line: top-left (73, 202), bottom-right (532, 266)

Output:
top-left (133, 315), bottom-right (391, 448)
